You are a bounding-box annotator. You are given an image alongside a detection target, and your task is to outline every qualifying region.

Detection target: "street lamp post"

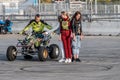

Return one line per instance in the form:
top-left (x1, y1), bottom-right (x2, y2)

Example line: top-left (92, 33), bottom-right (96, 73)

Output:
top-left (90, 0), bottom-right (93, 22)
top-left (2, 5), bottom-right (5, 20)
top-left (86, 0), bottom-right (88, 14)
top-left (38, 0), bottom-right (40, 13)
top-left (95, 0), bottom-right (97, 14)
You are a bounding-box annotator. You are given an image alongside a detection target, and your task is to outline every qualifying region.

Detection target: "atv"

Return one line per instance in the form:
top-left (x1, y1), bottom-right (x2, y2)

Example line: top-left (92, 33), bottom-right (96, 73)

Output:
top-left (6, 31), bottom-right (60, 61)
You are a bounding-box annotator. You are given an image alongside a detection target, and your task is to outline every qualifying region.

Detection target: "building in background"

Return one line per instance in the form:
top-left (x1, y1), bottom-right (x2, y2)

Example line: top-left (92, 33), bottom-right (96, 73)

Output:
top-left (37, 0), bottom-right (84, 3)
top-left (0, 4), bottom-right (4, 15)
top-left (0, 0), bottom-right (26, 15)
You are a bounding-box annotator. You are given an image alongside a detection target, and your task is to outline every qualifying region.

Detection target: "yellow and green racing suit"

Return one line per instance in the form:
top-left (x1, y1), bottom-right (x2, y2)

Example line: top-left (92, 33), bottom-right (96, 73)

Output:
top-left (20, 19), bottom-right (52, 47)
top-left (20, 20), bottom-right (52, 34)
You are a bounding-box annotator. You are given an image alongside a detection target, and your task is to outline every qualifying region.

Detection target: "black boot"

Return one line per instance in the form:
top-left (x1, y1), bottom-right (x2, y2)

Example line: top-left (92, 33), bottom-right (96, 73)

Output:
top-left (72, 57), bottom-right (75, 62)
top-left (76, 58), bottom-right (81, 62)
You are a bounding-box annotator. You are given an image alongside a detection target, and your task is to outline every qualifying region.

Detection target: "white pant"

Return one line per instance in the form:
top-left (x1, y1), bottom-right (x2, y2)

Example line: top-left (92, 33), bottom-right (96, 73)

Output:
top-left (59, 41), bottom-right (65, 59)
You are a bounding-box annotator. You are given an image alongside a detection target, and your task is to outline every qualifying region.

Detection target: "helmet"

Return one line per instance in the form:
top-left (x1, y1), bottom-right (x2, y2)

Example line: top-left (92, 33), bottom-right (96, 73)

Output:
top-left (35, 14), bottom-right (40, 17)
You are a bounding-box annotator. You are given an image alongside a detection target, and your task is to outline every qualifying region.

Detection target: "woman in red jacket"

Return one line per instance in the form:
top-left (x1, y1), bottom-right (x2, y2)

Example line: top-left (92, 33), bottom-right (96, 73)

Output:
top-left (58, 11), bottom-right (72, 63)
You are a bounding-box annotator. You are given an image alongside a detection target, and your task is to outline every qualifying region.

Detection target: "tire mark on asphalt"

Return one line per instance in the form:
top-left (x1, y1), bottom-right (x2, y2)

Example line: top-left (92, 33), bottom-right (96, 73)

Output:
top-left (19, 64), bottom-right (113, 74)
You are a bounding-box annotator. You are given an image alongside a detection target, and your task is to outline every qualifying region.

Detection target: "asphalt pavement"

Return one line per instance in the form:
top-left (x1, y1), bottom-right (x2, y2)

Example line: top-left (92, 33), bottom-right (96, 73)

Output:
top-left (0, 34), bottom-right (120, 80)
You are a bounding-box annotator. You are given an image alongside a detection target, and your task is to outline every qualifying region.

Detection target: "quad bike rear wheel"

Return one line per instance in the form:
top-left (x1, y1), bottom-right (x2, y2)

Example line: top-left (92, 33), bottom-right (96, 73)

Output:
top-left (38, 47), bottom-right (48, 61)
top-left (6, 46), bottom-right (17, 61)
top-left (49, 44), bottom-right (60, 59)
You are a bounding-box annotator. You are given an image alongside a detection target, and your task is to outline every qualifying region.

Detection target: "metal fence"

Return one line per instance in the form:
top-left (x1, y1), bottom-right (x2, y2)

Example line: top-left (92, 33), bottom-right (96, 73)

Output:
top-left (0, 2), bottom-right (120, 21)
top-left (93, 4), bottom-right (120, 14)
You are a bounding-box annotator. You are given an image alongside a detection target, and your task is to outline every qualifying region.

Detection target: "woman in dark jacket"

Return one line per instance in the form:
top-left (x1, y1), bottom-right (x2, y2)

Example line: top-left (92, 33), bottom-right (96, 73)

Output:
top-left (71, 11), bottom-right (83, 62)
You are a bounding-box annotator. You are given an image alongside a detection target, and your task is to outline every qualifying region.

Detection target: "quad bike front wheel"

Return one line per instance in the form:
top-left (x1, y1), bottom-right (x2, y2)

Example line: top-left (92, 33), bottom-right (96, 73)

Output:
top-left (38, 47), bottom-right (48, 61)
top-left (6, 46), bottom-right (17, 61)
top-left (49, 44), bottom-right (60, 59)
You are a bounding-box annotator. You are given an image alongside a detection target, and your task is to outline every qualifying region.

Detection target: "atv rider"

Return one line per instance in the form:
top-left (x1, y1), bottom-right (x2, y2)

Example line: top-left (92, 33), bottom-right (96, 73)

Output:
top-left (4, 17), bottom-right (13, 34)
top-left (0, 19), bottom-right (5, 34)
top-left (19, 14), bottom-right (52, 48)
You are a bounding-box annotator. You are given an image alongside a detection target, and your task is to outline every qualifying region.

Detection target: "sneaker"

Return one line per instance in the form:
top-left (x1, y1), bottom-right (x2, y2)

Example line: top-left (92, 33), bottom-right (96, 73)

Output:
top-left (76, 58), bottom-right (81, 62)
top-left (59, 58), bottom-right (65, 63)
top-left (65, 59), bottom-right (69, 63)
top-left (68, 58), bottom-right (72, 63)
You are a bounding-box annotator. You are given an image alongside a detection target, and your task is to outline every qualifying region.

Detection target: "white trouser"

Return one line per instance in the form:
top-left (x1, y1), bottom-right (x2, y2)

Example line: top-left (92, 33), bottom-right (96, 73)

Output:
top-left (59, 41), bottom-right (65, 59)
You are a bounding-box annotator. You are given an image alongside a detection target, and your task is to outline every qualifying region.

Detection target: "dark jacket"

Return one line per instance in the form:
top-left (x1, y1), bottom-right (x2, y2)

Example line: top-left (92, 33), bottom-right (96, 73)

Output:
top-left (5, 19), bottom-right (11, 26)
top-left (71, 19), bottom-right (82, 35)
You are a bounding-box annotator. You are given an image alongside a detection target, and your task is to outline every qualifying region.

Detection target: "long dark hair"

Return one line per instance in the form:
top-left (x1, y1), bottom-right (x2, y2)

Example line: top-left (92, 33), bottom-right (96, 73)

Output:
top-left (71, 11), bottom-right (82, 22)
